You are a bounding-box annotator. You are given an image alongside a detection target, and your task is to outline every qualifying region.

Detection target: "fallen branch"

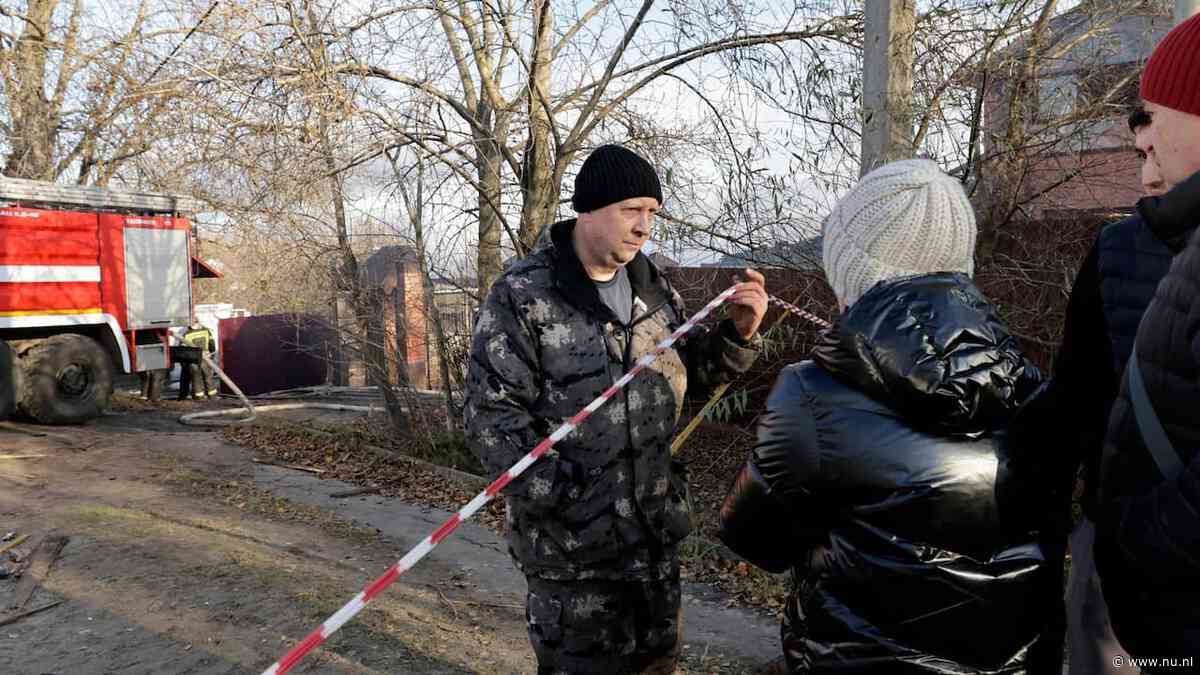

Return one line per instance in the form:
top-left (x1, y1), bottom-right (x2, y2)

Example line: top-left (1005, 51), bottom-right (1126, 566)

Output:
top-left (0, 600), bottom-right (64, 627)
top-left (428, 584), bottom-right (460, 621)
top-left (0, 455), bottom-right (48, 460)
top-left (251, 458), bottom-right (325, 474)
top-left (329, 486), bottom-right (380, 498)
top-left (0, 534), bottom-right (29, 557)
top-left (0, 422), bottom-right (47, 437)
top-left (8, 535), bottom-right (68, 612)
top-left (439, 598), bottom-right (524, 610)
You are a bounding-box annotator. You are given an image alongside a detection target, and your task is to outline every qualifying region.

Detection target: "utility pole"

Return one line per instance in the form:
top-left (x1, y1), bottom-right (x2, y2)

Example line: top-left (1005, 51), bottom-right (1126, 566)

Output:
top-left (860, 0), bottom-right (917, 177)
top-left (1178, 0), bottom-right (1200, 26)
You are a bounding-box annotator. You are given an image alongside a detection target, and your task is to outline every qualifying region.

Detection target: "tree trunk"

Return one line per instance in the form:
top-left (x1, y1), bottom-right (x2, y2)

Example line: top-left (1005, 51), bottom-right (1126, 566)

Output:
top-left (475, 97), bottom-right (507, 296)
top-left (403, 159), bottom-right (458, 431)
top-left (329, 263), bottom-right (348, 386)
top-left (518, 0), bottom-right (557, 251)
top-left (4, 0), bottom-right (60, 180)
top-left (322, 125), bottom-right (409, 432)
top-left (476, 139), bottom-right (503, 296)
top-left (378, 376), bottom-right (410, 433)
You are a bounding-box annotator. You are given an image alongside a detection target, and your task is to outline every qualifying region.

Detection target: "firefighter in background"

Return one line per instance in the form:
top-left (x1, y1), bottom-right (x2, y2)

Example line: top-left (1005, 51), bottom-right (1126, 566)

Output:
top-left (139, 368), bottom-right (164, 401)
top-left (173, 322), bottom-right (216, 400)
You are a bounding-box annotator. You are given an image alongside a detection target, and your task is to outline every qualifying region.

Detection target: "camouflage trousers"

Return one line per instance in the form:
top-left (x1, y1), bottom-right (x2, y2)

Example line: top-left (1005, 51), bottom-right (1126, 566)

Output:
top-left (525, 572), bottom-right (682, 675)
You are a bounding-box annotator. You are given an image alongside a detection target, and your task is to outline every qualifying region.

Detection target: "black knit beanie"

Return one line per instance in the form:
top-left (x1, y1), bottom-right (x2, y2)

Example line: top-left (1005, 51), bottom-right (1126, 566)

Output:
top-left (571, 145), bottom-right (664, 213)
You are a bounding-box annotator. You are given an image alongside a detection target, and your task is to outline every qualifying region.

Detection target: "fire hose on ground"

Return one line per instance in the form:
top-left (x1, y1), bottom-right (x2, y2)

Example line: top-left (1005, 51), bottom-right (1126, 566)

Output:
top-left (240, 287), bottom-right (831, 675)
top-left (177, 356), bottom-right (382, 427)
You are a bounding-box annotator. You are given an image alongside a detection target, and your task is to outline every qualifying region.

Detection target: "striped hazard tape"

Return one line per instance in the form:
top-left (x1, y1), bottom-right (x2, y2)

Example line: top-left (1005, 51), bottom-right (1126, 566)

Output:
top-left (769, 295), bottom-right (832, 329)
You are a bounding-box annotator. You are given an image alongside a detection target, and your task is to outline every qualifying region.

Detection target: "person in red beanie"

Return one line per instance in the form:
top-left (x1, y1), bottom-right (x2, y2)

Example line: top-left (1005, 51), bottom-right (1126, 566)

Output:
top-left (1003, 105), bottom-right (1175, 675)
top-left (1091, 12), bottom-right (1200, 673)
top-left (1136, 12), bottom-right (1200, 188)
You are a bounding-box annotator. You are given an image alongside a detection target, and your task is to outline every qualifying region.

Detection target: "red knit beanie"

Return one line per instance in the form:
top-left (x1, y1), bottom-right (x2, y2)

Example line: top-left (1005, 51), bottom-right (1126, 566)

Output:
top-left (1140, 13), bottom-right (1200, 117)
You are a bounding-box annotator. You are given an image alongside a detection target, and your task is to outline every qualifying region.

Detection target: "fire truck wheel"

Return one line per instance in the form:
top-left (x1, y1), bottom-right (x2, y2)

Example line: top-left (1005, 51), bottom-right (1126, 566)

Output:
top-left (0, 341), bottom-right (15, 421)
top-left (17, 334), bottom-right (114, 425)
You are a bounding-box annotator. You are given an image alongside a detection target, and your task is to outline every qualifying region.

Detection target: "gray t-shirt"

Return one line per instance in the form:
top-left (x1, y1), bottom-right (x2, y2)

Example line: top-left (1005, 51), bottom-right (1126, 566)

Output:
top-left (594, 265), bottom-right (633, 325)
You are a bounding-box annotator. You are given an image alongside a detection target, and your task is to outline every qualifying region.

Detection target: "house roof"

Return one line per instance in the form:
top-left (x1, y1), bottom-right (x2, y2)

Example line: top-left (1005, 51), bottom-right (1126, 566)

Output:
top-left (994, 1), bottom-right (1170, 74)
top-left (191, 256), bottom-right (223, 279)
top-left (647, 251), bottom-right (679, 267)
top-left (361, 245), bottom-right (420, 286)
top-left (709, 238), bottom-right (823, 270)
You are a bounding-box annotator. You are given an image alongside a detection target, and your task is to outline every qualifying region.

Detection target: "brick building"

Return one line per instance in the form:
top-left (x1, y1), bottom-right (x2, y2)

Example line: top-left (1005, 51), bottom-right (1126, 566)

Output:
top-left (339, 245), bottom-right (431, 390)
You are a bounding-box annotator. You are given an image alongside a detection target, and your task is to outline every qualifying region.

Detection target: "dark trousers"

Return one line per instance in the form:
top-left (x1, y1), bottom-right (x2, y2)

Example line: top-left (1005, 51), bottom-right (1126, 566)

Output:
top-left (1067, 518), bottom-right (1133, 674)
top-left (177, 361), bottom-right (211, 400)
top-left (525, 573), bottom-right (682, 675)
top-left (139, 370), bottom-right (164, 400)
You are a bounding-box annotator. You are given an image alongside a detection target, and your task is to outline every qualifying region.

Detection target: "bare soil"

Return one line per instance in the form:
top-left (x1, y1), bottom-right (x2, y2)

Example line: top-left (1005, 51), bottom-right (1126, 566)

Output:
top-left (0, 410), bottom-right (532, 674)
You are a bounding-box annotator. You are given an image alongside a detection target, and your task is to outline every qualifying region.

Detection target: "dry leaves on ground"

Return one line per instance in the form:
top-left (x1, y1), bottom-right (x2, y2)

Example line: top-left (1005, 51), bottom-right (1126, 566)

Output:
top-left (676, 422), bottom-right (789, 614)
top-left (222, 425), bottom-right (507, 533)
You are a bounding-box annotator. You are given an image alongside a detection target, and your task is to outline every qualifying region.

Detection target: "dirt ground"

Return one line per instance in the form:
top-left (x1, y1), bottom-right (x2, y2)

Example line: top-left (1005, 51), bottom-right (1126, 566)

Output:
top-left (0, 402), bottom-right (778, 675)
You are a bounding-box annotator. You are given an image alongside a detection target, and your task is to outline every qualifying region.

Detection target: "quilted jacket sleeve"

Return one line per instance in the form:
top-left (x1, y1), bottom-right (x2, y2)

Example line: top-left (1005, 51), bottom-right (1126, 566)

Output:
top-left (1104, 179), bottom-right (1200, 579)
top-left (465, 278), bottom-right (574, 510)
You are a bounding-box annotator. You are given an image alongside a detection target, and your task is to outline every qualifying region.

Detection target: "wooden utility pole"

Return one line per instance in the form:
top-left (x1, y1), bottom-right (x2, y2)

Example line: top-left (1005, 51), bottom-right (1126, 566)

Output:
top-left (1178, 0), bottom-right (1200, 26)
top-left (860, 0), bottom-right (917, 177)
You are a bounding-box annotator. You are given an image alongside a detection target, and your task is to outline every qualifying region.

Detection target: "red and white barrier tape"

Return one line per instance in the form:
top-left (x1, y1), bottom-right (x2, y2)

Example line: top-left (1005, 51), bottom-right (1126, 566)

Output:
top-left (769, 296), bottom-right (832, 329)
top-left (261, 286), bottom-right (739, 675)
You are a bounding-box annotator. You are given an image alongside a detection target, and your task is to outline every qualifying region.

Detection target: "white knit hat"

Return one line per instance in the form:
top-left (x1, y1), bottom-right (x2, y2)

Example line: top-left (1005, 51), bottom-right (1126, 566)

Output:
top-left (822, 159), bottom-right (977, 309)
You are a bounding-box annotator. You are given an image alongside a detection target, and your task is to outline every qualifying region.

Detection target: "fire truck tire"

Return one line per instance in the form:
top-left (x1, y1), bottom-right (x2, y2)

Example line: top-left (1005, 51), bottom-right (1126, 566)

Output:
top-left (0, 341), bottom-right (15, 421)
top-left (17, 334), bottom-right (114, 425)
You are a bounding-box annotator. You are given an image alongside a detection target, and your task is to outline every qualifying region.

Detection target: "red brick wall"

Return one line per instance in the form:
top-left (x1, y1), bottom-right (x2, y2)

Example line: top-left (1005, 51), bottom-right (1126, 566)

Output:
top-left (400, 266), bottom-right (429, 389)
top-left (347, 260), bottom-right (433, 390)
top-left (1021, 147), bottom-right (1141, 217)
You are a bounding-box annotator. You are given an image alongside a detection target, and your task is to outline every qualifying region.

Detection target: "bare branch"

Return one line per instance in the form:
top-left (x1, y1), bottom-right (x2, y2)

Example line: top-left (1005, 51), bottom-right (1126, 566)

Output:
top-left (564, 0), bottom-right (655, 149)
top-left (552, 0), bottom-right (612, 61)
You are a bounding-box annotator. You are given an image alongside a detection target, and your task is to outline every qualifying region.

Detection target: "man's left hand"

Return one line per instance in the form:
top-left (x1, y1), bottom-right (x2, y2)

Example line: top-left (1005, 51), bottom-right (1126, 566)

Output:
top-left (729, 268), bottom-right (768, 341)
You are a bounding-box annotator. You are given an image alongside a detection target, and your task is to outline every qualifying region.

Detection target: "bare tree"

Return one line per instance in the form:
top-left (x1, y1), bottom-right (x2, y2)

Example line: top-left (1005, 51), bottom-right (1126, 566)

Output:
top-left (0, 0), bottom-right (204, 185)
top-left (388, 145), bottom-right (459, 432)
top-left (168, 0), bottom-right (1167, 409)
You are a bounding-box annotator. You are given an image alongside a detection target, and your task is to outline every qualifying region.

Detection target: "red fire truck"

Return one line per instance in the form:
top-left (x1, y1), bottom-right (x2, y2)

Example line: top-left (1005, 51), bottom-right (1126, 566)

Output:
top-left (0, 177), bottom-right (207, 424)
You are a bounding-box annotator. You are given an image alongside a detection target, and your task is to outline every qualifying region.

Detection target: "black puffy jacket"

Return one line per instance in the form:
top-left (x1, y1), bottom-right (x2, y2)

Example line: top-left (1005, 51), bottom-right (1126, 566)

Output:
top-left (719, 273), bottom-right (1061, 673)
top-left (1095, 171), bottom-right (1200, 663)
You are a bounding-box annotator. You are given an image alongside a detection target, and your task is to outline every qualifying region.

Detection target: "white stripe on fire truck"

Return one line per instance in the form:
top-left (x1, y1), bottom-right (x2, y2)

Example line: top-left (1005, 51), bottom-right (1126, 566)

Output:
top-left (0, 265), bottom-right (102, 283)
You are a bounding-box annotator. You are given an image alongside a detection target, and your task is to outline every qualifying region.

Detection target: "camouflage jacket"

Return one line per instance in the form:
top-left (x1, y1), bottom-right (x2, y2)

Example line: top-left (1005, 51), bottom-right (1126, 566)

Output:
top-left (466, 219), bottom-right (760, 580)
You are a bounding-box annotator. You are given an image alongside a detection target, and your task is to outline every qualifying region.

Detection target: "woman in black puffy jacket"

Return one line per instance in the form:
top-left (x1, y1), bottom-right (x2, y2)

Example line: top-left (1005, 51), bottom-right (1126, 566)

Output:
top-left (719, 160), bottom-right (1063, 673)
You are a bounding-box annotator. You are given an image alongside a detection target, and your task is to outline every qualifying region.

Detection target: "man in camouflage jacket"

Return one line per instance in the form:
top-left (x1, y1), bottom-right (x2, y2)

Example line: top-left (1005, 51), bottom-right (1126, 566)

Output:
top-left (466, 145), bottom-right (766, 674)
